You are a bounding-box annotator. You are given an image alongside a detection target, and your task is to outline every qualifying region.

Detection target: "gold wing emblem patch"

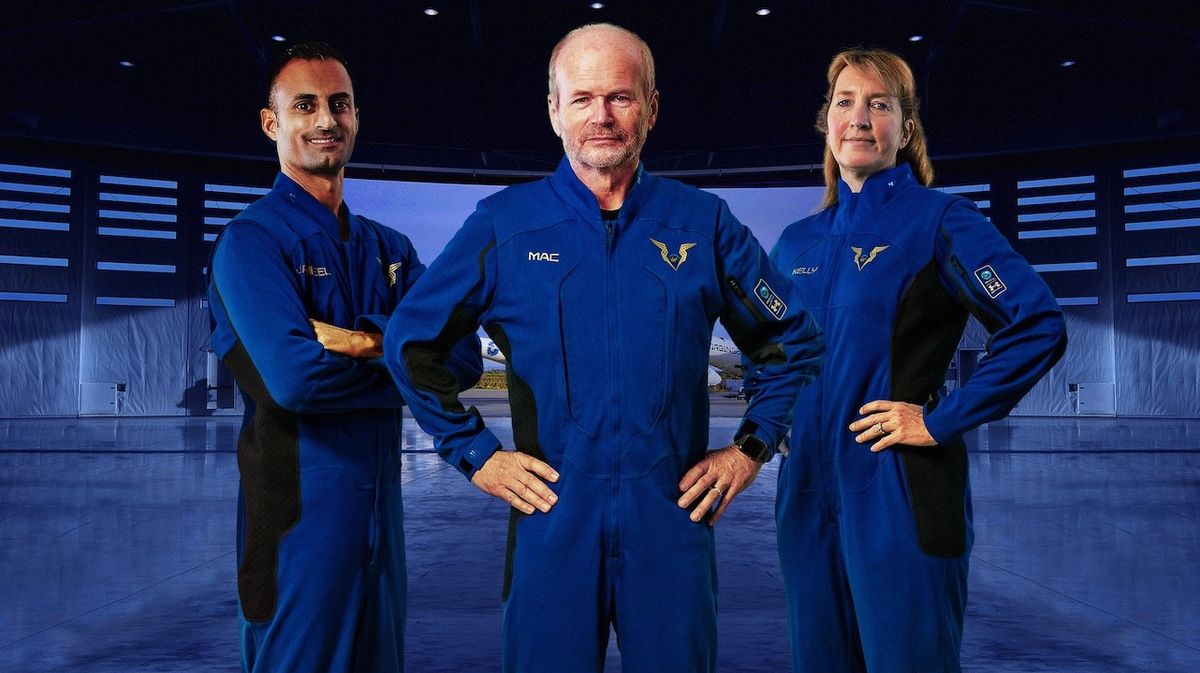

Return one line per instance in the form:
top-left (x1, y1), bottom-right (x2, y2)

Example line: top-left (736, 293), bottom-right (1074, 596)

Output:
top-left (651, 238), bottom-right (698, 271)
top-left (850, 245), bottom-right (889, 271)
top-left (378, 257), bottom-right (404, 288)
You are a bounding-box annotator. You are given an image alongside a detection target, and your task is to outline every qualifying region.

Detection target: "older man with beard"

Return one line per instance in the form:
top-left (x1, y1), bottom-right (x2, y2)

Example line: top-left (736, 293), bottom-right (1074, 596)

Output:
top-left (383, 23), bottom-right (824, 673)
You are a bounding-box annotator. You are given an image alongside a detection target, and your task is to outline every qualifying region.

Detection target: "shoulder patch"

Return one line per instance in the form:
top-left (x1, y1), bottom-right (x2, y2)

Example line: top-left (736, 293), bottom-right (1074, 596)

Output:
top-left (974, 264), bottom-right (1007, 298)
top-left (754, 279), bottom-right (787, 320)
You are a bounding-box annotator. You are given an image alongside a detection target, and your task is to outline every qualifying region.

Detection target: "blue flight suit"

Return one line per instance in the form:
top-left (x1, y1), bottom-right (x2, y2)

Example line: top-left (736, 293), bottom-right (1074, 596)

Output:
top-left (208, 172), bottom-right (481, 673)
top-left (767, 164), bottom-right (1066, 672)
top-left (383, 157), bottom-right (824, 673)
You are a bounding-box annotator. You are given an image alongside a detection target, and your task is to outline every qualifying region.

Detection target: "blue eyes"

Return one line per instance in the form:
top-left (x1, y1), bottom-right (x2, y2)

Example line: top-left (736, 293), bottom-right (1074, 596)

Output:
top-left (570, 95), bottom-right (634, 108)
top-left (834, 99), bottom-right (893, 112)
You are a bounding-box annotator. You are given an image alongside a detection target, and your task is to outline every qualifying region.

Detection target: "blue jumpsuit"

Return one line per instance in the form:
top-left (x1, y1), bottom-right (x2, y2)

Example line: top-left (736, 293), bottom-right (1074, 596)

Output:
top-left (767, 164), bottom-right (1066, 672)
top-left (383, 157), bottom-right (824, 673)
top-left (208, 172), bottom-right (481, 673)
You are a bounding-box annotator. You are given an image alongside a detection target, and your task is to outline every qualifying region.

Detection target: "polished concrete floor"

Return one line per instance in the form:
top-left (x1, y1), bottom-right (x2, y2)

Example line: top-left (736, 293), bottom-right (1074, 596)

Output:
top-left (0, 396), bottom-right (1197, 672)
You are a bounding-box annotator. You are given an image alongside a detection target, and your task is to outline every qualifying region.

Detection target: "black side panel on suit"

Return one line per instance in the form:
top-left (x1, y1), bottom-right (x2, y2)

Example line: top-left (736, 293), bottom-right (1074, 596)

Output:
top-left (223, 340), bottom-right (302, 621)
top-left (891, 262), bottom-right (970, 557)
top-left (402, 242), bottom-right (494, 475)
top-left (486, 323), bottom-right (545, 602)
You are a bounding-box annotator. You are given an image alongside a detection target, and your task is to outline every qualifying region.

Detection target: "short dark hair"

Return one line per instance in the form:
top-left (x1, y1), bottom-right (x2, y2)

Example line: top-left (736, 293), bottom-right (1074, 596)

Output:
top-left (266, 41), bottom-right (351, 109)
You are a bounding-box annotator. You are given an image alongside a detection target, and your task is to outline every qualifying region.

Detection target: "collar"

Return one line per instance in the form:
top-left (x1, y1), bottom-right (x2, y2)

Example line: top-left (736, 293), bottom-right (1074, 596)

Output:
top-left (548, 155), bottom-right (649, 224)
top-left (836, 163), bottom-right (917, 209)
top-left (270, 172), bottom-right (353, 241)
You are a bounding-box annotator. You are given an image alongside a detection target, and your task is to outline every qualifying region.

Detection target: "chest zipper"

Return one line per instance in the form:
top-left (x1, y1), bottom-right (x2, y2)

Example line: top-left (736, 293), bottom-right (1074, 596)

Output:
top-left (604, 216), bottom-right (621, 560)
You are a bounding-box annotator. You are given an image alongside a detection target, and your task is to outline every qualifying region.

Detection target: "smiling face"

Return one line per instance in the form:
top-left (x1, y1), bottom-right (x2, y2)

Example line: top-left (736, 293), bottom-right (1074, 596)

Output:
top-left (260, 58), bottom-right (358, 181)
top-left (547, 29), bottom-right (658, 174)
top-left (825, 65), bottom-right (914, 190)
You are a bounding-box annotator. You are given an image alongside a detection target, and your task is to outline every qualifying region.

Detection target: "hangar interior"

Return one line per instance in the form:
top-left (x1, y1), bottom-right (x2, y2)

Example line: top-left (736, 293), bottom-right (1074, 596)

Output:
top-left (0, 2), bottom-right (1197, 672)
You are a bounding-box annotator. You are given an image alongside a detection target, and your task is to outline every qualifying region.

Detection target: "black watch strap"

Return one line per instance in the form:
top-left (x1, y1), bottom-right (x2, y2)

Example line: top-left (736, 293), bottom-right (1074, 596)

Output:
top-left (734, 424), bottom-right (773, 463)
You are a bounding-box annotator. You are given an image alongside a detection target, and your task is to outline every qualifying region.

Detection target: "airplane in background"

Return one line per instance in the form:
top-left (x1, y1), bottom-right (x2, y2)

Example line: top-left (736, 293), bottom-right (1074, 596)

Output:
top-left (481, 335), bottom-right (744, 387)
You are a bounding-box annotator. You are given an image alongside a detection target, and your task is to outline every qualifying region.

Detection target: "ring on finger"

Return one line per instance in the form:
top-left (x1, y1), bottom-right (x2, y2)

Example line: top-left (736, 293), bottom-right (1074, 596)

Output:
top-left (874, 422), bottom-right (886, 437)
top-left (710, 485), bottom-right (724, 499)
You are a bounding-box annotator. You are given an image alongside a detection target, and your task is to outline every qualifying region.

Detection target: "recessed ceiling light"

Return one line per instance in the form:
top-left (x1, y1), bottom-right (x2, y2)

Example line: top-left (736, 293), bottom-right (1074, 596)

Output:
top-left (909, 35), bottom-right (924, 42)
top-left (118, 60), bottom-right (134, 68)
top-left (271, 35), bottom-right (286, 42)
top-left (1061, 60), bottom-right (1076, 67)
top-left (590, 2), bottom-right (605, 8)
top-left (424, 7), bottom-right (439, 16)
top-left (756, 8), bottom-right (771, 16)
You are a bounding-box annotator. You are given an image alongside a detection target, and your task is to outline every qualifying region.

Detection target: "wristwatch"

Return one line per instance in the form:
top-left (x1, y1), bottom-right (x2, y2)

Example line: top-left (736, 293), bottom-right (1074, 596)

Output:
top-left (734, 428), bottom-right (773, 463)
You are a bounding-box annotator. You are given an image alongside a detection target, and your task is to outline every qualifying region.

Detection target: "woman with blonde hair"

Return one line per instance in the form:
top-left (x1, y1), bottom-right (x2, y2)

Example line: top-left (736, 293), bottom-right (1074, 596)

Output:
top-left (764, 48), bottom-right (1066, 671)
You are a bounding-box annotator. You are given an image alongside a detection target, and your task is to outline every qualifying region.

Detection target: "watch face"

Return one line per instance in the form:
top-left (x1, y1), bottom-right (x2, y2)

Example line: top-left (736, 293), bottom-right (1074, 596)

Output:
top-left (737, 434), bottom-right (771, 462)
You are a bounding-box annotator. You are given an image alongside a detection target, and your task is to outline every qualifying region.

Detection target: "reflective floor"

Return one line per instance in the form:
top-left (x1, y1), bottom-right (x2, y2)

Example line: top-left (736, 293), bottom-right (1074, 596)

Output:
top-left (0, 403), bottom-right (1197, 672)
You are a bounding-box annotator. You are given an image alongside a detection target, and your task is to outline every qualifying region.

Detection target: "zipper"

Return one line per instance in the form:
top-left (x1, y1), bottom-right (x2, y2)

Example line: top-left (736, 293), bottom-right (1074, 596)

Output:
top-left (605, 214), bottom-right (620, 561)
top-left (725, 275), bottom-right (769, 324)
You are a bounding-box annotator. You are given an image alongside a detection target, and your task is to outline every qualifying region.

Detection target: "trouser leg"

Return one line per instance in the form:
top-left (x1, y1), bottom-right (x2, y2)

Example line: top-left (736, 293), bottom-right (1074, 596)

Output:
top-left (841, 454), bottom-right (971, 673)
top-left (502, 470), bottom-right (608, 673)
top-left (239, 469), bottom-right (371, 673)
top-left (352, 467), bottom-right (407, 673)
top-left (775, 455), bottom-right (866, 673)
top-left (613, 461), bottom-right (717, 673)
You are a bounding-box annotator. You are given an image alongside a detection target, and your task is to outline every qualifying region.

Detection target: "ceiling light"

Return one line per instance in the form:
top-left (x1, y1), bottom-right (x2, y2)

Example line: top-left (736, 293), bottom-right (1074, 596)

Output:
top-left (424, 7), bottom-right (439, 16)
top-left (590, 2), bottom-right (605, 8)
top-left (1060, 60), bottom-right (1076, 67)
top-left (271, 35), bottom-right (286, 42)
top-left (909, 35), bottom-right (924, 42)
top-left (118, 60), bottom-right (134, 68)
top-left (755, 8), bottom-right (771, 16)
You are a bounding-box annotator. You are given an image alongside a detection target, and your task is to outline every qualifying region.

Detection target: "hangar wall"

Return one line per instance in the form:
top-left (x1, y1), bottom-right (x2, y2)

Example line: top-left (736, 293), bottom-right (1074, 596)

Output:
top-left (0, 143), bottom-right (1196, 418)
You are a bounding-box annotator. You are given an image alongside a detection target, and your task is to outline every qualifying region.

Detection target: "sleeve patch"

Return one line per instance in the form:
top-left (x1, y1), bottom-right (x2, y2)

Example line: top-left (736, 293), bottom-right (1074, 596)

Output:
top-left (974, 264), bottom-right (1007, 298)
top-left (754, 279), bottom-right (788, 320)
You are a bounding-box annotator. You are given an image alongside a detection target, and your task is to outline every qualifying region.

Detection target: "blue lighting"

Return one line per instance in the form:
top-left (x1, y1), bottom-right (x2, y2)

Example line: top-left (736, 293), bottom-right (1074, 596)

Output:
top-left (1125, 254), bottom-right (1200, 268)
top-left (1128, 291), bottom-right (1200, 303)
top-left (100, 175), bottom-right (177, 189)
top-left (1017, 175), bottom-right (1094, 189)
top-left (1017, 226), bottom-right (1097, 239)
top-left (0, 291), bottom-right (67, 303)
top-left (1124, 218), bottom-right (1200, 232)
top-left (95, 296), bottom-right (176, 308)
top-left (1055, 296), bottom-right (1100, 306)
top-left (1124, 163), bottom-right (1200, 178)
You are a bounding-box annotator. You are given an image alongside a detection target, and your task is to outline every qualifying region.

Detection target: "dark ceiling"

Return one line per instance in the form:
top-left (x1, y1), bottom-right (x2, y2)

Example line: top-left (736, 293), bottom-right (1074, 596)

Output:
top-left (5, 1), bottom-right (1199, 178)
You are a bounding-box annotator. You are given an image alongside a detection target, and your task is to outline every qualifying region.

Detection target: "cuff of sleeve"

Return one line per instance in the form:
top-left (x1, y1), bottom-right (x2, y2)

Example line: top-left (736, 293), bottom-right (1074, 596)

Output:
top-left (354, 314), bottom-right (389, 334)
top-left (921, 405), bottom-right (955, 446)
top-left (363, 356), bottom-right (390, 375)
top-left (735, 417), bottom-right (782, 457)
top-left (451, 428), bottom-right (503, 479)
